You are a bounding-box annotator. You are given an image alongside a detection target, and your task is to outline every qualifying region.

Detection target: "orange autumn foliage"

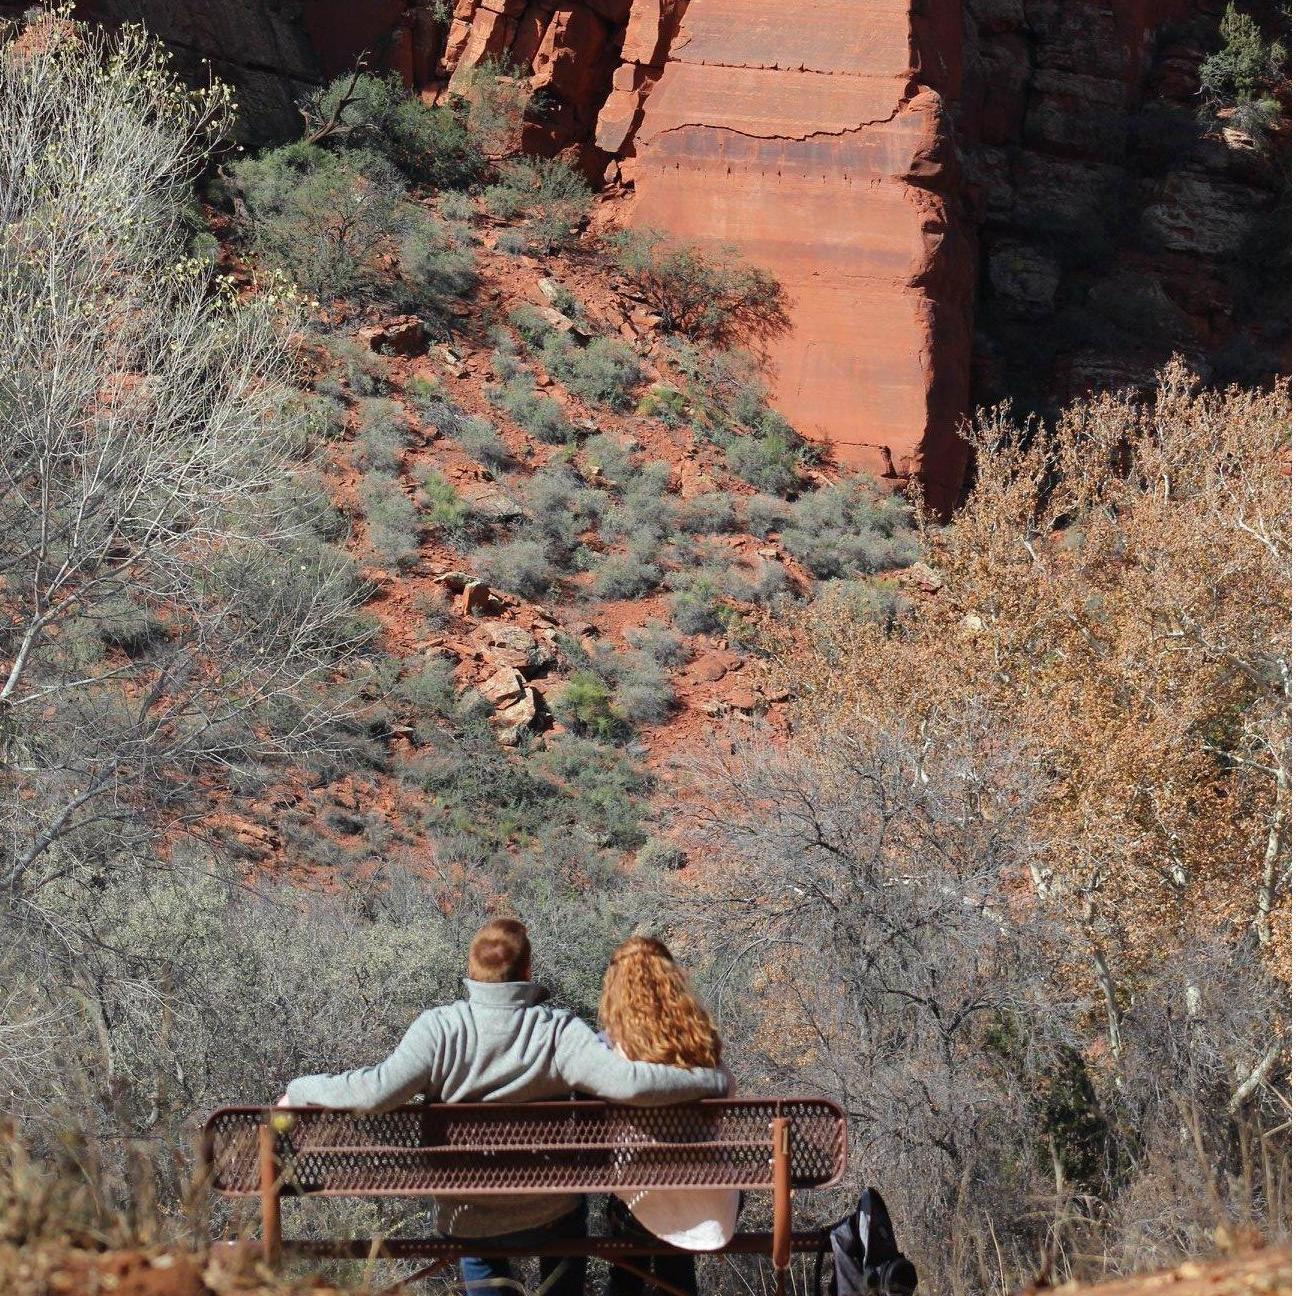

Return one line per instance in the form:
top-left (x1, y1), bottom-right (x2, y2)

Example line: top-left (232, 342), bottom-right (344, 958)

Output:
top-left (770, 362), bottom-right (1291, 1014)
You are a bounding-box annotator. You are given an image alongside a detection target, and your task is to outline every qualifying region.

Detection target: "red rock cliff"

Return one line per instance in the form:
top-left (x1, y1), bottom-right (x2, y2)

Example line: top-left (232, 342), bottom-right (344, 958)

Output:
top-left (604, 0), bottom-right (975, 505)
top-left (435, 0), bottom-right (978, 503)
top-left (64, 0), bottom-right (1288, 506)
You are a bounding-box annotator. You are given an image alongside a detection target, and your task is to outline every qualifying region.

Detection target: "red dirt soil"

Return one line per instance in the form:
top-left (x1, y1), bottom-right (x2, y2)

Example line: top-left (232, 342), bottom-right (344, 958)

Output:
top-left (207, 190), bottom-right (878, 882)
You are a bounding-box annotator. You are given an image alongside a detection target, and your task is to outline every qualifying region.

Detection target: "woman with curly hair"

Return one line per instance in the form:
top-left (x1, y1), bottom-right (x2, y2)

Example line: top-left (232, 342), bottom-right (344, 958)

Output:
top-left (599, 936), bottom-right (739, 1296)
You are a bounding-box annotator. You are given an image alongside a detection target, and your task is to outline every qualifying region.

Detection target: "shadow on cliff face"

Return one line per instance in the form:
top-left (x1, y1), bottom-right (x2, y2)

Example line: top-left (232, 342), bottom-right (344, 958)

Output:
top-left (961, 0), bottom-right (1291, 424)
top-left (69, 0), bottom-right (442, 142)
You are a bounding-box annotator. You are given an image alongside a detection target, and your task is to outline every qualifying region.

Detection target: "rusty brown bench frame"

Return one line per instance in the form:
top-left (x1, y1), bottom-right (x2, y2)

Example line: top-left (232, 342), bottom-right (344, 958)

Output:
top-left (201, 1098), bottom-right (847, 1295)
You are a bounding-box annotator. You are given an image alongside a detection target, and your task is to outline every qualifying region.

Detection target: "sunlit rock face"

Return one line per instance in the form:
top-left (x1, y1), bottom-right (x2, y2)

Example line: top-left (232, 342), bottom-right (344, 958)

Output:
top-left (68, 0), bottom-right (1289, 507)
top-left (612, 0), bottom-right (975, 507)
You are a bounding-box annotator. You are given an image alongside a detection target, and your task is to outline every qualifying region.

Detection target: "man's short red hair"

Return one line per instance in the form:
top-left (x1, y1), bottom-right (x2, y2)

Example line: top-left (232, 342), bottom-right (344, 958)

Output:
top-left (468, 918), bottom-right (532, 983)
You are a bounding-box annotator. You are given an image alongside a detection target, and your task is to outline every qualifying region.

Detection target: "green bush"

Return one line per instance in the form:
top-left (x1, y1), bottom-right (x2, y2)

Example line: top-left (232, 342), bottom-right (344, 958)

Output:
top-left (781, 479), bottom-right (919, 578)
top-left (591, 547), bottom-right (662, 600)
top-left (491, 340), bottom-right (527, 382)
top-left (354, 397), bottom-right (408, 472)
top-left (600, 462), bottom-right (676, 546)
top-left (533, 735), bottom-right (650, 850)
top-left (744, 494), bottom-right (791, 536)
top-left (404, 697), bottom-right (644, 859)
top-left (456, 59), bottom-right (531, 154)
top-left (582, 434), bottom-right (634, 484)
top-left (611, 653), bottom-right (676, 725)
top-left (677, 491), bottom-right (736, 534)
top-left (491, 374), bottom-right (574, 444)
top-left (1231, 94), bottom-right (1284, 141)
top-left (413, 585), bottom-right (455, 630)
top-left (725, 411), bottom-right (806, 496)
top-left (505, 470), bottom-right (604, 576)
top-left (398, 217), bottom-right (478, 313)
top-left (609, 229), bottom-right (790, 347)
top-left (730, 379), bottom-right (771, 430)
top-left (233, 142), bottom-right (406, 300)
top-left (406, 375), bottom-right (443, 415)
top-left (722, 557), bottom-right (791, 606)
top-left (495, 228), bottom-right (529, 256)
top-left (670, 574), bottom-right (725, 634)
top-left (302, 71), bottom-right (486, 189)
top-left (540, 334), bottom-right (642, 411)
top-left (410, 719), bottom-right (561, 844)
top-left (553, 671), bottom-right (622, 740)
top-left (393, 656), bottom-right (460, 725)
top-left (358, 471), bottom-right (420, 568)
top-left (96, 594), bottom-right (167, 656)
top-left (624, 618), bottom-right (690, 666)
top-left (314, 698), bottom-right (394, 767)
top-left (1200, 4), bottom-right (1287, 109)
top-left (670, 534), bottom-right (729, 571)
top-left (296, 391), bottom-right (348, 446)
top-left (524, 466), bottom-right (603, 546)
top-left (636, 384), bottom-right (691, 425)
top-left (508, 304), bottom-right (553, 347)
top-left (567, 641), bottom-right (677, 729)
top-left (421, 469), bottom-right (472, 538)
top-left (439, 190), bottom-right (477, 223)
top-left (667, 342), bottom-right (804, 462)
top-left (454, 415), bottom-right (511, 471)
top-left (325, 335), bottom-right (390, 396)
top-left (271, 470), bottom-right (349, 543)
top-left (550, 284), bottom-right (583, 318)
top-left (475, 538), bottom-right (557, 600)
top-left (483, 157), bottom-right (591, 252)
top-left (813, 577), bottom-right (906, 630)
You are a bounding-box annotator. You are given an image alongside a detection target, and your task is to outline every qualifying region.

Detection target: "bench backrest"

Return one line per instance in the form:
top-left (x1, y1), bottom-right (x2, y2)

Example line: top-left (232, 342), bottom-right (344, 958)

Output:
top-left (202, 1098), bottom-right (847, 1198)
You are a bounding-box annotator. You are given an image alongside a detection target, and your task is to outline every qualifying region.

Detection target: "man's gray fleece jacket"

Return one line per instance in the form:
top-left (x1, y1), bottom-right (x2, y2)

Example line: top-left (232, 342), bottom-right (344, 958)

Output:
top-left (285, 979), bottom-right (728, 1237)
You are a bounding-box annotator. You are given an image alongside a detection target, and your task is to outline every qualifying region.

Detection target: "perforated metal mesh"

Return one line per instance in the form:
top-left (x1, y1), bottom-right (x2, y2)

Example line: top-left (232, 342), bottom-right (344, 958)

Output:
top-left (203, 1099), bottom-right (845, 1198)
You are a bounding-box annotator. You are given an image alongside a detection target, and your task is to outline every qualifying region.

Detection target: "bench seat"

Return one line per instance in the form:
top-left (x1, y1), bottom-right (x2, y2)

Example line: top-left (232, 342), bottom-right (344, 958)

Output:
top-left (202, 1098), bottom-right (847, 1293)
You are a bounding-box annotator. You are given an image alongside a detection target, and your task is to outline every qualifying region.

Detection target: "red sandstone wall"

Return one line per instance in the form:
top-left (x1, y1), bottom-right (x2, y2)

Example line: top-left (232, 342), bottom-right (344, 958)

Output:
top-left (605, 0), bottom-right (973, 503)
top-left (419, 0), bottom-right (973, 503)
top-left (76, 1), bottom-right (1282, 505)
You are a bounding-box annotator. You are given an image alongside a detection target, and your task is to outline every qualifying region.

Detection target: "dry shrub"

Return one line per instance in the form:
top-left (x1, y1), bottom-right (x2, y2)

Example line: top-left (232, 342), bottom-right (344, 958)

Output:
top-left (771, 361), bottom-right (1291, 993)
top-left (662, 362), bottom-right (1291, 1293)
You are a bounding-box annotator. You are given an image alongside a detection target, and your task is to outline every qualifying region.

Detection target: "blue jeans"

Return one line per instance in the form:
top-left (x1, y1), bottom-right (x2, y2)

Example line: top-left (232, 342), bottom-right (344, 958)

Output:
top-left (459, 1203), bottom-right (587, 1296)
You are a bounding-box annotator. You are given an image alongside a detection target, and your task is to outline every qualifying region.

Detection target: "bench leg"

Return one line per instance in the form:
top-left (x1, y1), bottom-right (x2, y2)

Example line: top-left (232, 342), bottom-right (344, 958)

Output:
top-left (258, 1121), bottom-right (281, 1269)
top-left (771, 1117), bottom-right (791, 1296)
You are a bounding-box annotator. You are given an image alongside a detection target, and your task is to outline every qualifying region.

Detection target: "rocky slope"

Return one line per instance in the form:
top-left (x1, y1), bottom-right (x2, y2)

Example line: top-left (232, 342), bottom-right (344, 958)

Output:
top-left (48, 0), bottom-right (1293, 501)
top-left (199, 191), bottom-right (902, 880)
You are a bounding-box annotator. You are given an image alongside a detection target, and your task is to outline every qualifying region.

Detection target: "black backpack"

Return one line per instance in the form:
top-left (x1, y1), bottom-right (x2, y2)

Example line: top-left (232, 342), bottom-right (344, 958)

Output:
top-left (814, 1188), bottom-right (918, 1296)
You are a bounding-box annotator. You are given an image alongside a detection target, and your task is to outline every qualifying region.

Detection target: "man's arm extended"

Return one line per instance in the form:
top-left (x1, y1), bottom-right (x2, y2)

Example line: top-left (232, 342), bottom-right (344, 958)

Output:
top-left (284, 1010), bottom-right (441, 1111)
top-left (554, 1016), bottom-right (728, 1105)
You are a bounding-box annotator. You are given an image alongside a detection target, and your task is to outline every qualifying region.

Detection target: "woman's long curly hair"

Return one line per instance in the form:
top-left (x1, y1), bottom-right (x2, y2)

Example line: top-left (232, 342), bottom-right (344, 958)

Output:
top-left (598, 936), bottom-right (721, 1068)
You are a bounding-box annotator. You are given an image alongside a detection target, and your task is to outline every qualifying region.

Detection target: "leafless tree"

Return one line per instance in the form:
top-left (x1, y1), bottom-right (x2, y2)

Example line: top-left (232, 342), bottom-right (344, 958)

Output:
top-left (660, 707), bottom-right (1290, 1292)
top-left (1106, 940), bottom-right (1291, 1270)
top-left (657, 718), bottom-right (1080, 1292)
top-left (0, 14), bottom-right (368, 1061)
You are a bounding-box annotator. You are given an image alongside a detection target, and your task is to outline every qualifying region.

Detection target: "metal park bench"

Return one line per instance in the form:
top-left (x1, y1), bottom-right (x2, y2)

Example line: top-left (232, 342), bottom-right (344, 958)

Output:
top-left (202, 1097), bottom-right (848, 1295)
